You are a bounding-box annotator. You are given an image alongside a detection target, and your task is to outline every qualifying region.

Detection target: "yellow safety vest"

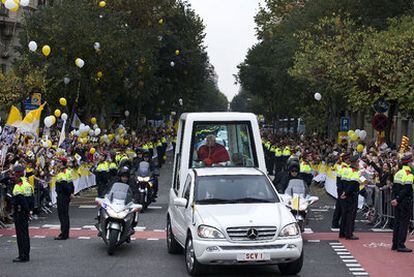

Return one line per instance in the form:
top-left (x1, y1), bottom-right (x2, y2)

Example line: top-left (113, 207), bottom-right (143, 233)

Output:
top-left (283, 147), bottom-right (291, 156)
top-left (275, 148), bottom-right (283, 157)
top-left (300, 162), bottom-right (312, 174)
top-left (12, 177), bottom-right (33, 197)
top-left (96, 162), bottom-right (109, 172)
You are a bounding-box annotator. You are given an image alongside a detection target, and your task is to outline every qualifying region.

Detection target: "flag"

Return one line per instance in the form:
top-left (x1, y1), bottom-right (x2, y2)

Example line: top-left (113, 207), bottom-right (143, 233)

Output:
top-left (58, 120), bottom-right (66, 148)
top-left (20, 103), bottom-right (45, 135)
top-left (71, 113), bottom-right (82, 129)
top-left (6, 105), bottom-right (23, 126)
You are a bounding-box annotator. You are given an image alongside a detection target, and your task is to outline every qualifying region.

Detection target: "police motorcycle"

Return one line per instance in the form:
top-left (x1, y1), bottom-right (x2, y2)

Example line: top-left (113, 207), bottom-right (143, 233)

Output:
top-left (135, 161), bottom-right (158, 210)
top-left (282, 179), bottom-right (319, 232)
top-left (95, 182), bottom-right (142, 255)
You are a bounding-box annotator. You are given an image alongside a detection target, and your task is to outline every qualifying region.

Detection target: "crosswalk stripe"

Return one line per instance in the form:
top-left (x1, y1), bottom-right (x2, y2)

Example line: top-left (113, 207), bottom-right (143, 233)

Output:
top-left (82, 225), bottom-right (96, 229)
top-left (329, 242), bottom-right (342, 245)
top-left (34, 235), bottom-right (46, 238)
top-left (79, 205), bottom-right (97, 209)
top-left (307, 240), bottom-right (320, 243)
top-left (343, 259), bottom-right (357, 263)
top-left (352, 273), bottom-right (369, 276)
top-left (346, 264), bottom-right (362, 267)
top-left (349, 268), bottom-right (365, 272)
top-left (303, 228), bottom-right (313, 234)
top-left (339, 255), bottom-right (354, 259)
top-left (332, 245), bottom-right (345, 248)
top-left (78, 237), bottom-right (91, 240)
top-left (148, 206), bottom-right (163, 210)
top-left (42, 224), bottom-right (60, 228)
top-left (134, 226), bottom-right (146, 231)
top-left (337, 252), bottom-right (351, 255)
top-left (147, 238), bottom-right (159, 241)
top-left (70, 227), bottom-right (82, 231)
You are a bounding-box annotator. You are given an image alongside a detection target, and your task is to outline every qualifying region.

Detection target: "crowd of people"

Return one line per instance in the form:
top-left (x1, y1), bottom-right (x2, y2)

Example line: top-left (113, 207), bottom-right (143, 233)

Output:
top-left (262, 132), bottom-right (413, 252)
top-left (0, 123), bottom-right (175, 262)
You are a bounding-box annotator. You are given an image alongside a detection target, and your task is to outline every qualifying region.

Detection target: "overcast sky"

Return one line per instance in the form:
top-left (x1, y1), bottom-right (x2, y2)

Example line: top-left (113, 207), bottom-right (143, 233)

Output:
top-left (188, 0), bottom-right (264, 101)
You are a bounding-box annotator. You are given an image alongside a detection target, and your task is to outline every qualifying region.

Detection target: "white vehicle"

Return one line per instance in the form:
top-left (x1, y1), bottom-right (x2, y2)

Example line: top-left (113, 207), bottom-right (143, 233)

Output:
top-left (167, 167), bottom-right (303, 276)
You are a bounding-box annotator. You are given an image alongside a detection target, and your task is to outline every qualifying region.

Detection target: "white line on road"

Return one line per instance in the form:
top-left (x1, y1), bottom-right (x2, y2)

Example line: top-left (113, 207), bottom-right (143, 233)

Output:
top-left (352, 273), bottom-right (369, 276)
top-left (29, 227), bottom-right (40, 229)
top-left (349, 268), bottom-right (366, 272)
top-left (332, 245), bottom-right (345, 248)
top-left (42, 224), bottom-right (60, 229)
top-left (339, 255), bottom-right (354, 259)
top-left (331, 228), bottom-right (340, 232)
top-left (70, 227), bottom-right (82, 231)
top-left (78, 237), bottom-right (91, 240)
top-left (12, 235), bottom-right (16, 238)
top-left (307, 240), bottom-right (320, 243)
top-left (310, 208), bottom-right (328, 212)
top-left (147, 238), bottom-right (159, 241)
top-left (131, 238), bottom-right (136, 241)
top-left (153, 229), bottom-right (166, 232)
top-left (303, 228), bottom-right (313, 234)
top-left (346, 264), bottom-right (362, 267)
top-left (82, 225), bottom-right (96, 229)
top-left (371, 228), bottom-right (393, 232)
top-left (337, 252), bottom-right (351, 255)
top-left (329, 242), bottom-right (342, 245)
top-left (148, 206), bottom-right (163, 210)
top-left (343, 259), bottom-right (358, 263)
top-left (0, 234), bottom-right (3, 237)
top-left (134, 226), bottom-right (146, 231)
top-left (33, 235), bottom-right (46, 238)
top-left (79, 205), bottom-right (97, 209)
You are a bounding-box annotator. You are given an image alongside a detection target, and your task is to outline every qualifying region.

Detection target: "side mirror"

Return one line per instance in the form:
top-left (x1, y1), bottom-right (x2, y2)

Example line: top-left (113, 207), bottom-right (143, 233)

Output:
top-left (174, 198), bottom-right (188, 208)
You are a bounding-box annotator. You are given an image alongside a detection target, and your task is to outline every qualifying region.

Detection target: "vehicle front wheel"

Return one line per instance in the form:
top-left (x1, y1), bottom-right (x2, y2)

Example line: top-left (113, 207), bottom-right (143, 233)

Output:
top-left (278, 250), bottom-right (304, 275)
top-left (107, 229), bottom-right (120, 255)
top-left (185, 235), bottom-right (205, 276)
top-left (167, 217), bottom-right (182, 254)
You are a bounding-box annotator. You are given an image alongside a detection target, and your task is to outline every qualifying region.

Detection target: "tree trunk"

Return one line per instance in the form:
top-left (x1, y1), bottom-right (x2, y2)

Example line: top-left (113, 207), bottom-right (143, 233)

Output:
top-left (385, 100), bottom-right (397, 146)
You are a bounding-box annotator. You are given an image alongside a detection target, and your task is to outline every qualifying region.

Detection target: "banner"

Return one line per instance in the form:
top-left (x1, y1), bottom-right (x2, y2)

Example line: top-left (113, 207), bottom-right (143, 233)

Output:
top-left (71, 113), bottom-right (82, 129)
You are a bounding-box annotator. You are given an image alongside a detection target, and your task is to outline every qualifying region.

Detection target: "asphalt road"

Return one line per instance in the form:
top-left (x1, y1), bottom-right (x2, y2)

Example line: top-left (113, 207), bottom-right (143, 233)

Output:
top-left (0, 156), bottom-right (368, 277)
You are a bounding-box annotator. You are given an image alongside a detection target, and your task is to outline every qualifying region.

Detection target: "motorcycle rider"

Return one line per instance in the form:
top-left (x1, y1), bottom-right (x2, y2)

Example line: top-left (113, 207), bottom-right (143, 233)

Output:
top-left (138, 150), bottom-right (160, 200)
top-left (284, 163), bottom-right (309, 197)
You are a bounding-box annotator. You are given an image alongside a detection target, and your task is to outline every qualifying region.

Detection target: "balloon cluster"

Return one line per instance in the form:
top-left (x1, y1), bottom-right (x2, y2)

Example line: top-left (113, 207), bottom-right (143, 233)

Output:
top-left (3, 0), bottom-right (29, 13)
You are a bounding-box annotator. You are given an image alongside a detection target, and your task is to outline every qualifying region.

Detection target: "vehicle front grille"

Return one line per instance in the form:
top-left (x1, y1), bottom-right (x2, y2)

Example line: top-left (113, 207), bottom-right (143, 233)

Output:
top-left (226, 226), bottom-right (277, 241)
top-left (219, 244), bottom-right (285, 251)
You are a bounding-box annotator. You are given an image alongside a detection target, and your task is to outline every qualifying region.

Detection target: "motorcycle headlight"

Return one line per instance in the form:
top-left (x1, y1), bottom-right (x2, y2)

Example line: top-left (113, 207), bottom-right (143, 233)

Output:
top-left (279, 223), bottom-right (300, 237)
top-left (197, 225), bottom-right (225, 239)
top-left (138, 176), bottom-right (150, 182)
top-left (107, 207), bottom-right (128, 219)
top-left (299, 203), bottom-right (308, 211)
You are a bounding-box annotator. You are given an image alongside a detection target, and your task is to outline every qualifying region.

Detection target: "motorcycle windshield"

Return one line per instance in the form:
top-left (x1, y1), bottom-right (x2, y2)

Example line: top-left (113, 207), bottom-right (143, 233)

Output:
top-left (106, 182), bottom-right (133, 208)
top-left (285, 179), bottom-right (306, 196)
top-left (137, 161), bottom-right (151, 177)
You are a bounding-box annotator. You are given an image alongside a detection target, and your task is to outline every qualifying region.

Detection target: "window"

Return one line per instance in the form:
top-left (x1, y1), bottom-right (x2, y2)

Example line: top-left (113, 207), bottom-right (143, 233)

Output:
top-left (195, 175), bottom-right (278, 204)
top-left (190, 121), bottom-right (257, 168)
top-left (173, 119), bottom-right (186, 193)
top-left (182, 175), bottom-right (192, 201)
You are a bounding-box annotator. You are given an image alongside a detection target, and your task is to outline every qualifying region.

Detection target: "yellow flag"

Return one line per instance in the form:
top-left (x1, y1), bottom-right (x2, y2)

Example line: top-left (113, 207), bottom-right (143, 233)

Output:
top-left (21, 103), bottom-right (45, 135)
top-left (6, 105), bottom-right (23, 126)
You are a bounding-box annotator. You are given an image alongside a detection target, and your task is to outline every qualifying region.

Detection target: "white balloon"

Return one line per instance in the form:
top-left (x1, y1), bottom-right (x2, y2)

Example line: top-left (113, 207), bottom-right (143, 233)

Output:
top-left (28, 41), bottom-right (37, 52)
top-left (94, 42), bottom-right (101, 50)
top-left (5, 0), bottom-right (17, 10)
top-left (124, 110), bottom-right (130, 117)
top-left (74, 130), bottom-right (80, 136)
top-left (61, 113), bottom-right (68, 121)
top-left (93, 124), bottom-right (98, 130)
top-left (0, 126), bottom-right (2, 134)
top-left (94, 128), bottom-right (101, 136)
top-left (63, 77), bottom-right (70, 85)
top-left (20, 0), bottom-right (30, 6)
top-left (76, 58), bottom-right (85, 68)
top-left (314, 93), bottom-right (322, 101)
top-left (170, 61), bottom-right (175, 67)
top-left (44, 116), bottom-right (54, 128)
top-left (89, 130), bottom-right (95, 137)
top-left (355, 129), bottom-right (361, 137)
top-left (79, 123), bottom-right (85, 130)
top-left (359, 130), bottom-right (367, 140)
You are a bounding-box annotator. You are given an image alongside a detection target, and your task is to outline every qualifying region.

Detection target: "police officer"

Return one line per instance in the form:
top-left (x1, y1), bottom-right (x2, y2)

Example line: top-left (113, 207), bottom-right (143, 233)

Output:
top-left (300, 154), bottom-right (313, 188)
top-left (11, 165), bottom-right (33, 262)
top-left (54, 158), bottom-right (74, 240)
top-left (274, 143), bottom-right (284, 175)
top-left (339, 154), bottom-right (360, 240)
top-left (391, 154), bottom-right (413, 252)
top-left (94, 155), bottom-right (109, 198)
top-left (332, 153), bottom-right (350, 229)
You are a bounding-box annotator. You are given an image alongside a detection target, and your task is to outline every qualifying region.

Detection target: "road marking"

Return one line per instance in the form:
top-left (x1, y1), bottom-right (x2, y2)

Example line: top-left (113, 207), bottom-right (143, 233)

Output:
top-left (147, 238), bottom-right (159, 241)
top-left (352, 273), bottom-right (369, 276)
top-left (131, 237), bottom-right (136, 241)
top-left (337, 252), bottom-right (351, 255)
top-left (78, 237), bottom-right (91, 240)
top-left (371, 228), bottom-right (393, 232)
top-left (331, 228), bottom-right (340, 232)
top-left (82, 225), bottom-right (96, 229)
top-left (134, 226), bottom-right (146, 231)
top-left (329, 242), bottom-right (342, 245)
top-left (307, 240), bottom-right (320, 243)
top-left (70, 227), bottom-right (82, 231)
top-left (33, 235), bottom-right (46, 238)
top-left (346, 264), bottom-right (362, 267)
top-left (339, 255), bottom-right (354, 259)
top-left (349, 268), bottom-right (365, 272)
top-left (303, 228), bottom-right (313, 234)
top-left (12, 235), bottom-right (16, 238)
top-left (343, 259), bottom-right (358, 263)
top-left (332, 245), bottom-right (345, 248)
top-left (42, 224), bottom-right (60, 229)
top-left (79, 205), bottom-right (97, 209)
top-left (29, 227), bottom-right (40, 229)
top-left (355, 220), bottom-right (370, 223)
top-left (148, 206), bottom-right (163, 210)
top-left (310, 208), bottom-right (328, 212)
top-left (153, 229), bottom-right (165, 232)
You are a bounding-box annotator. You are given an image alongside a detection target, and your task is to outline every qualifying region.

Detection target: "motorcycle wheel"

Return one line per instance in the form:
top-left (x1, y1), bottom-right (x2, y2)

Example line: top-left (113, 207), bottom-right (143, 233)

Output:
top-left (107, 229), bottom-right (120, 255)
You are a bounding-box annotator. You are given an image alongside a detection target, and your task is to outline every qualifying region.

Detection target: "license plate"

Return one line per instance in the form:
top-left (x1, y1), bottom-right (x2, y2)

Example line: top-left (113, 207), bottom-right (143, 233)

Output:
top-left (237, 252), bottom-right (270, 261)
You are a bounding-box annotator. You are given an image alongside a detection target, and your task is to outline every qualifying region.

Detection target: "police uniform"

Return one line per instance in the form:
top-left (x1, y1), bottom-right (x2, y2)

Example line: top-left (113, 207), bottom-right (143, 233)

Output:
top-left (95, 161), bottom-right (109, 197)
top-left (274, 147), bottom-right (284, 175)
top-left (391, 159), bottom-right (413, 252)
top-left (339, 158), bottom-right (361, 240)
top-left (12, 166), bottom-right (33, 262)
top-left (300, 160), bottom-right (313, 188)
top-left (55, 168), bottom-right (74, 240)
top-left (332, 160), bottom-right (349, 229)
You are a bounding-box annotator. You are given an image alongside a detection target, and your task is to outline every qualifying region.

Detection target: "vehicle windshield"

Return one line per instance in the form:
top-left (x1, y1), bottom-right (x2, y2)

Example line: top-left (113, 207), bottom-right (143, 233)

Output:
top-left (137, 161), bottom-right (151, 177)
top-left (106, 182), bottom-right (133, 204)
top-left (191, 122), bottom-right (257, 168)
top-left (195, 175), bottom-right (278, 204)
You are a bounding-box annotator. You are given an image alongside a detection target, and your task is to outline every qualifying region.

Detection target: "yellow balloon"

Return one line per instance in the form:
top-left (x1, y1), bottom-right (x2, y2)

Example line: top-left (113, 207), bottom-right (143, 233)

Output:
top-left (46, 140), bottom-right (52, 148)
top-left (42, 45), bottom-right (51, 57)
top-left (351, 133), bottom-right (358, 141)
top-left (90, 148), bottom-right (96, 154)
top-left (175, 50), bottom-right (180, 56)
top-left (158, 18), bottom-right (164, 25)
top-left (118, 138), bottom-right (124, 145)
top-left (91, 117), bottom-right (97, 125)
top-left (9, 0), bottom-right (19, 12)
top-left (124, 140), bottom-right (129, 146)
top-left (50, 115), bottom-right (56, 125)
top-left (97, 71), bottom-right (103, 78)
top-left (347, 130), bottom-right (354, 137)
top-left (357, 144), bottom-right (364, 153)
top-left (54, 109), bottom-right (61, 118)
top-left (82, 138), bottom-right (88, 144)
top-left (99, 1), bottom-right (106, 7)
top-left (59, 97), bottom-right (67, 106)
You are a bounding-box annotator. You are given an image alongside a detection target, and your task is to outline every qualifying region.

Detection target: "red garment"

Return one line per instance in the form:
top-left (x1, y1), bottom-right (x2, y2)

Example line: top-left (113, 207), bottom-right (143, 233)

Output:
top-left (197, 143), bottom-right (230, 166)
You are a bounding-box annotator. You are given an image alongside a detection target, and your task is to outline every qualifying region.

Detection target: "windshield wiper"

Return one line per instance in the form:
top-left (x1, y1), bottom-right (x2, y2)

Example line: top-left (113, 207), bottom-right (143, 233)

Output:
top-left (231, 198), bottom-right (274, 203)
top-left (196, 198), bottom-right (232, 204)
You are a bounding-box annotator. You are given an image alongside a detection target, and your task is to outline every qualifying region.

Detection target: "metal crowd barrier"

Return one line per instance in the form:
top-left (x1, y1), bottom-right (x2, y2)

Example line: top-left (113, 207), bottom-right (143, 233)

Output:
top-left (372, 186), bottom-right (414, 233)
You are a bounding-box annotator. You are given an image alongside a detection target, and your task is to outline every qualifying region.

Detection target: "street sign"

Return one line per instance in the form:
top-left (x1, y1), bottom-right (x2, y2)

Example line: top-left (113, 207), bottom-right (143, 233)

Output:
top-left (340, 117), bottom-right (350, 132)
top-left (373, 98), bottom-right (389, 113)
top-left (371, 114), bottom-right (388, 131)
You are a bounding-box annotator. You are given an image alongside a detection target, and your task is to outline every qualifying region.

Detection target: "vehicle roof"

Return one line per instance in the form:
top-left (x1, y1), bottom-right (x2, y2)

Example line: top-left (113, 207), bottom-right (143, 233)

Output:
top-left (180, 112), bottom-right (257, 122)
top-left (193, 167), bottom-right (265, 177)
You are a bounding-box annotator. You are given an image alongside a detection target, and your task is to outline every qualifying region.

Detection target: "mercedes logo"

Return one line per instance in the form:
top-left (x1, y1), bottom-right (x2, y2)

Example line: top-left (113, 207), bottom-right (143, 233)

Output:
top-left (247, 228), bottom-right (259, 240)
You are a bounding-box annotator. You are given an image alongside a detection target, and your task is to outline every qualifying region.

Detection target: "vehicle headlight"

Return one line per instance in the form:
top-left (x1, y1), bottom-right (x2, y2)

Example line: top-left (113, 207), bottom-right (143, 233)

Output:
top-left (279, 223), bottom-right (300, 237)
top-left (107, 208), bottom-right (128, 219)
top-left (197, 225), bottom-right (225, 239)
top-left (138, 176), bottom-right (150, 182)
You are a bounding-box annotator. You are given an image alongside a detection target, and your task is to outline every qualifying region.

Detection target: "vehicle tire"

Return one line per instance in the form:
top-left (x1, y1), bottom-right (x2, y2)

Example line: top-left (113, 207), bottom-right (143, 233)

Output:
top-left (107, 229), bottom-right (120, 255)
top-left (167, 217), bottom-right (182, 254)
top-left (278, 250), bottom-right (304, 275)
top-left (185, 235), bottom-right (205, 276)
